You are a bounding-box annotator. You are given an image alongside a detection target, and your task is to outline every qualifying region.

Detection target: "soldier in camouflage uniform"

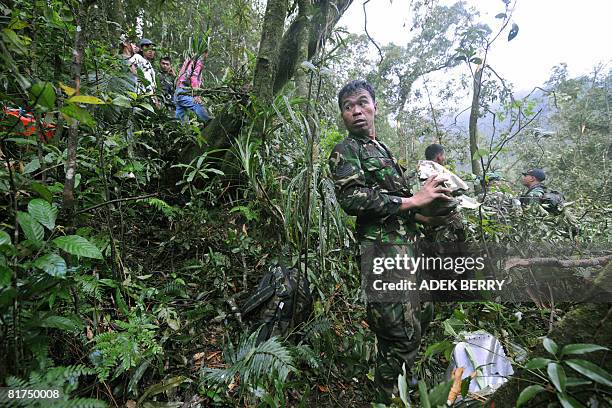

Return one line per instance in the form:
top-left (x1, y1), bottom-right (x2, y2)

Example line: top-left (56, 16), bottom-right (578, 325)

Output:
top-left (519, 168), bottom-right (546, 207)
top-left (328, 80), bottom-right (452, 403)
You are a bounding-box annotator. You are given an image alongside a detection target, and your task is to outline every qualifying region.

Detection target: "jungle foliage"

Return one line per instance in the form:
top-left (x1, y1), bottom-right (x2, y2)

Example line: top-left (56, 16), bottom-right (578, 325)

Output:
top-left (0, 0), bottom-right (610, 407)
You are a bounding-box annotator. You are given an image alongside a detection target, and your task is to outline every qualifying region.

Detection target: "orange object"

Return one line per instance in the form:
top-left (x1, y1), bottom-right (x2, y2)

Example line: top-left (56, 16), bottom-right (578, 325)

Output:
top-left (2, 107), bottom-right (56, 142)
top-left (447, 367), bottom-right (465, 405)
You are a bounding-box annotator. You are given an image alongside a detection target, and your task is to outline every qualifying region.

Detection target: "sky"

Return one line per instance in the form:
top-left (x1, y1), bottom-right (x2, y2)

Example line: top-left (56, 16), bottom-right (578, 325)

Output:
top-left (338, 0), bottom-right (612, 91)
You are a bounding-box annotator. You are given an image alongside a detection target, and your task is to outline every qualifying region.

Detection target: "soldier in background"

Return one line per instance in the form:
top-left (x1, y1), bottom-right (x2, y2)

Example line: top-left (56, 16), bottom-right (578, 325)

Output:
top-left (425, 143), bottom-right (446, 166)
top-left (519, 168), bottom-right (546, 207)
top-left (328, 80), bottom-right (451, 403)
top-left (159, 56), bottom-right (176, 112)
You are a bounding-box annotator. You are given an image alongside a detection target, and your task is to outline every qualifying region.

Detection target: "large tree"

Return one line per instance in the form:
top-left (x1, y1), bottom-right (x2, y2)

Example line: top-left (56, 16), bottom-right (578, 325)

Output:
top-left (204, 0), bottom-right (353, 152)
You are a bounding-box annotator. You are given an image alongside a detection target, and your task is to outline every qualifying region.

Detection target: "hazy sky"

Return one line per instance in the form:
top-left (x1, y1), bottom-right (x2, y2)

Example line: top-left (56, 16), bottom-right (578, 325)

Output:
top-left (339, 0), bottom-right (612, 90)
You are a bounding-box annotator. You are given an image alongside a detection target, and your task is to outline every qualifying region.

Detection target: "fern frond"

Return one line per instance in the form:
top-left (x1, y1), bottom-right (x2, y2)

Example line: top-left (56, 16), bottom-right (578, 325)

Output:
top-left (291, 344), bottom-right (320, 370)
top-left (159, 281), bottom-right (187, 298)
top-left (241, 336), bottom-right (294, 386)
top-left (301, 317), bottom-right (332, 340)
top-left (5, 376), bottom-right (28, 389)
top-left (76, 275), bottom-right (102, 300)
top-left (146, 198), bottom-right (180, 219)
top-left (2, 365), bottom-right (104, 408)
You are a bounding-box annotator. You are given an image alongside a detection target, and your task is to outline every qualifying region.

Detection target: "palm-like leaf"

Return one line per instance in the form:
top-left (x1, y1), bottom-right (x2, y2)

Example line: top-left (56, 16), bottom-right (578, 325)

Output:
top-left (201, 331), bottom-right (295, 393)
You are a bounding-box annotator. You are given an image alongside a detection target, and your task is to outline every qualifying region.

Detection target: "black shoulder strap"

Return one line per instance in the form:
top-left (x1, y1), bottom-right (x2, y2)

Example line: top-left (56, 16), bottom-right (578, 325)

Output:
top-left (241, 285), bottom-right (275, 316)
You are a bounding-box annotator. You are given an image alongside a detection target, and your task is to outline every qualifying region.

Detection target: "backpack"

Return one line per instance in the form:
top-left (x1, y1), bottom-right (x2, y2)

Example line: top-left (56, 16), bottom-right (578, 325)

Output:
top-left (540, 189), bottom-right (565, 214)
top-left (241, 266), bottom-right (313, 343)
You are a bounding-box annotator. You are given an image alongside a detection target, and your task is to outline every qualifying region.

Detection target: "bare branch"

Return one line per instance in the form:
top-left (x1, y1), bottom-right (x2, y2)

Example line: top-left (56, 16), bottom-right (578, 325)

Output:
top-left (487, 108), bottom-right (543, 167)
top-left (75, 193), bottom-right (158, 215)
top-left (505, 255), bottom-right (612, 271)
top-left (363, 0), bottom-right (384, 64)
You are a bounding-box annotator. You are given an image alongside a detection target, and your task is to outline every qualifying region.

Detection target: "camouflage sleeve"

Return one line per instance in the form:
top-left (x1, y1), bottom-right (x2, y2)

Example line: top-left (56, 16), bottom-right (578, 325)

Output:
top-left (527, 187), bottom-right (545, 199)
top-left (328, 141), bottom-right (403, 218)
top-left (520, 186), bottom-right (545, 206)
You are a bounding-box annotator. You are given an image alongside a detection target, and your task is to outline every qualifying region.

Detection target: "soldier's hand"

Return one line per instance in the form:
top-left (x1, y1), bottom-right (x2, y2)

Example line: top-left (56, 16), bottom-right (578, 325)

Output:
top-left (402, 175), bottom-right (452, 210)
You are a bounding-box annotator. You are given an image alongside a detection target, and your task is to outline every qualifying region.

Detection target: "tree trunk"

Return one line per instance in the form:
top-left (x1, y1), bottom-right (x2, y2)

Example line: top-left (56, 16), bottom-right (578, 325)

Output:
top-left (274, 0), bottom-right (353, 95)
top-left (468, 65), bottom-right (483, 177)
top-left (198, 0), bottom-right (353, 156)
top-left (252, 0), bottom-right (289, 104)
top-left (62, 0), bottom-right (93, 215)
top-left (293, 0), bottom-right (312, 97)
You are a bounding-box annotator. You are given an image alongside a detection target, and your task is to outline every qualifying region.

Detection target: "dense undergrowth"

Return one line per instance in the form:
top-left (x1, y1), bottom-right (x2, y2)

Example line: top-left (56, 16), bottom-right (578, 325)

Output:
top-left (2, 86), bottom-right (610, 407)
top-left (1, 1), bottom-right (611, 407)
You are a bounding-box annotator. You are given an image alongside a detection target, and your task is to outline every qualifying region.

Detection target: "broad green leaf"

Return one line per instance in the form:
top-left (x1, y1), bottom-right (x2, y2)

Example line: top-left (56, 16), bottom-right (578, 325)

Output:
top-left (28, 199), bottom-right (58, 230)
top-left (23, 158), bottom-right (41, 174)
top-left (137, 376), bottom-right (189, 406)
top-left (557, 393), bottom-right (584, 408)
top-left (30, 81), bottom-right (56, 110)
top-left (443, 317), bottom-right (464, 337)
top-left (3, 137), bottom-right (37, 146)
top-left (31, 182), bottom-right (53, 202)
top-left (59, 82), bottom-right (76, 96)
top-left (561, 344), bottom-right (609, 356)
top-left (472, 148), bottom-right (489, 161)
top-left (516, 384), bottom-right (544, 407)
top-left (2, 28), bottom-right (26, 53)
top-left (112, 95), bottom-right (132, 108)
top-left (67, 95), bottom-right (105, 105)
top-left (0, 230), bottom-right (11, 246)
top-left (470, 57), bottom-right (483, 65)
top-left (565, 359), bottom-right (612, 387)
top-left (543, 337), bottom-right (558, 356)
top-left (418, 380), bottom-right (431, 408)
top-left (495, 13), bottom-right (507, 19)
top-left (38, 315), bottom-right (81, 331)
top-left (0, 265), bottom-right (12, 286)
top-left (547, 362), bottom-right (566, 392)
top-left (17, 211), bottom-right (44, 243)
top-left (0, 287), bottom-right (17, 307)
top-left (33, 254), bottom-right (66, 278)
top-left (424, 340), bottom-right (452, 359)
top-left (8, 19), bottom-right (29, 30)
top-left (525, 357), bottom-right (553, 369)
top-left (428, 380), bottom-right (453, 407)
top-left (60, 103), bottom-right (95, 127)
top-left (139, 102), bottom-right (155, 113)
top-left (53, 235), bottom-right (103, 259)
top-left (565, 377), bottom-right (591, 387)
top-left (115, 287), bottom-right (128, 315)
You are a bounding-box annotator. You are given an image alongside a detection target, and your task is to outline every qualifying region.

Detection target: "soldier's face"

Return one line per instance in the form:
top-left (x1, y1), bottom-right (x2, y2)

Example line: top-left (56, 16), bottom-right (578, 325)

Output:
top-left (521, 174), bottom-right (533, 186)
top-left (160, 60), bottom-right (171, 73)
top-left (434, 153), bottom-right (446, 166)
top-left (340, 90), bottom-right (377, 138)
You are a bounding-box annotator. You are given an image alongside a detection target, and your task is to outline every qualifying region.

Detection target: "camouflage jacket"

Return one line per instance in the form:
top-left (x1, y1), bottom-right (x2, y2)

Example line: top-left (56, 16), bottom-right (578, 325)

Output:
top-left (519, 184), bottom-right (545, 207)
top-left (328, 133), bottom-right (416, 243)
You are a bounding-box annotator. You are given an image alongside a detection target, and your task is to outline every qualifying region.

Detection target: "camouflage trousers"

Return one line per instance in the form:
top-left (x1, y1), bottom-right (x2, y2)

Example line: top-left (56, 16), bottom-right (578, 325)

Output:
top-left (360, 240), bottom-right (433, 403)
